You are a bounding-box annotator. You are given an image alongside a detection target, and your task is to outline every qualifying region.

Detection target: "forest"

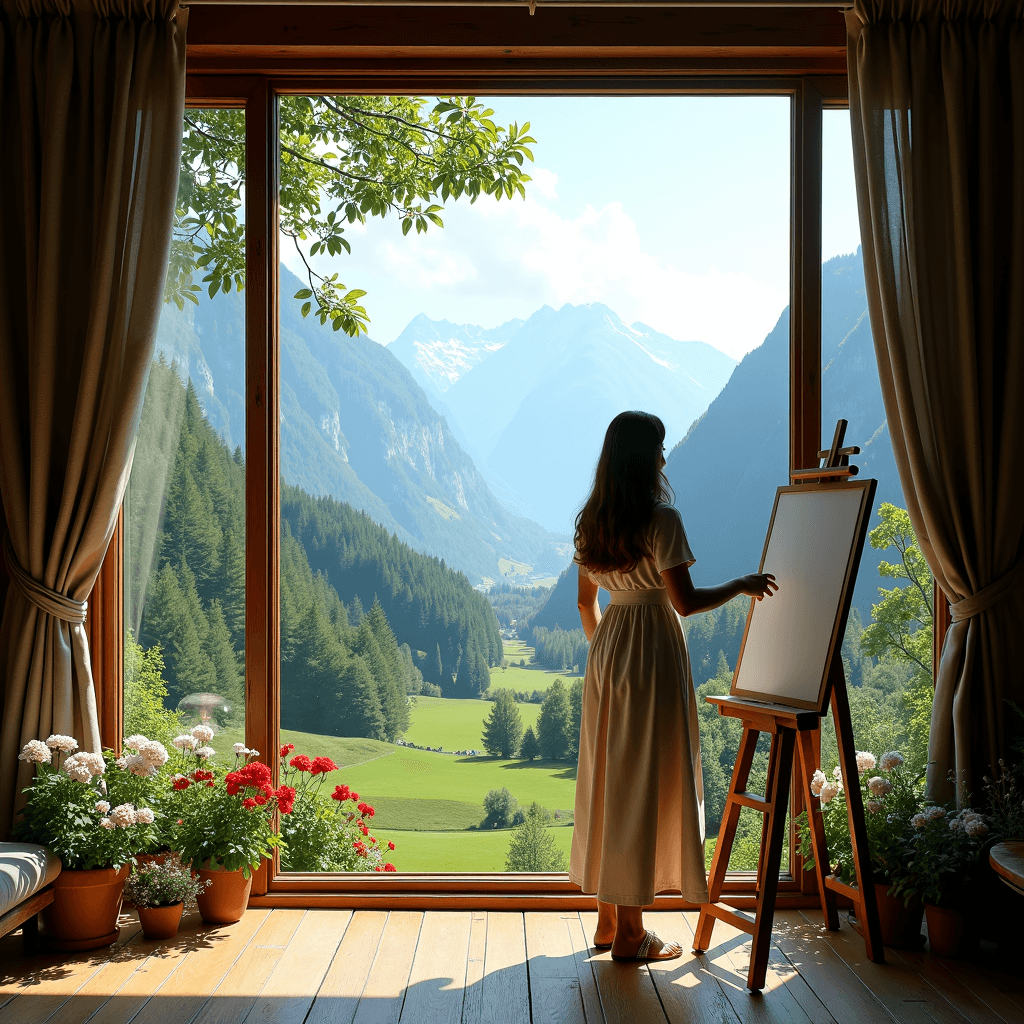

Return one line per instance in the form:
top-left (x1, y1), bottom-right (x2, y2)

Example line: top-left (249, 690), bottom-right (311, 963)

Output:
top-left (127, 359), bottom-right (505, 743)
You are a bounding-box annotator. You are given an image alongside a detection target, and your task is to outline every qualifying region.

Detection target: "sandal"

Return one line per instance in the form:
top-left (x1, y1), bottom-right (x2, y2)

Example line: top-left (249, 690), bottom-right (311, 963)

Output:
top-left (610, 930), bottom-right (682, 962)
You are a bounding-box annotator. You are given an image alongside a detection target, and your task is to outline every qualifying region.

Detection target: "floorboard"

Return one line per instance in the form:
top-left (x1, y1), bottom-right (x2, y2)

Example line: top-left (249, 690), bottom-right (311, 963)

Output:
top-left (1, 906), bottom-right (1020, 1024)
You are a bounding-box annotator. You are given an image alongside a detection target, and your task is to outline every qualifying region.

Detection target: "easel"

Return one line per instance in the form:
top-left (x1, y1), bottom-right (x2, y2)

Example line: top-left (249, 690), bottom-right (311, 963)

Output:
top-left (692, 421), bottom-right (885, 992)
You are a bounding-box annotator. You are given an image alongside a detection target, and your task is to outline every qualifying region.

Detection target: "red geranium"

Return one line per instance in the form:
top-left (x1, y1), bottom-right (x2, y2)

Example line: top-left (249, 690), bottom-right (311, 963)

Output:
top-left (254, 793), bottom-right (268, 806)
top-left (275, 785), bottom-right (296, 815)
top-left (353, 841), bottom-right (368, 857)
top-left (384, 863), bottom-right (397, 872)
top-left (226, 761), bottom-right (274, 797)
top-left (243, 798), bottom-right (258, 810)
top-left (280, 743), bottom-right (295, 757)
top-left (387, 841), bottom-right (395, 851)
top-left (172, 776), bottom-right (191, 791)
top-left (288, 754), bottom-right (313, 773)
top-left (350, 791), bottom-right (359, 802)
top-left (310, 756), bottom-right (338, 775)
top-left (331, 785), bottom-right (350, 802)
top-left (193, 769), bottom-right (214, 782)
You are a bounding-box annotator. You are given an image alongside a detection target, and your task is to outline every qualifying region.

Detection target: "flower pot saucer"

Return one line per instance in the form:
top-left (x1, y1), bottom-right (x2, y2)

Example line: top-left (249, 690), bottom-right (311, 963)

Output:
top-left (847, 910), bottom-right (926, 950)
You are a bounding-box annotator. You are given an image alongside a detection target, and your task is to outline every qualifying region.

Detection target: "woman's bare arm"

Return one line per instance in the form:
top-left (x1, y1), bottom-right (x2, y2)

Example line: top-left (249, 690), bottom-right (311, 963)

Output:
top-left (577, 570), bottom-right (602, 641)
top-left (662, 563), bottom-right (778, 618)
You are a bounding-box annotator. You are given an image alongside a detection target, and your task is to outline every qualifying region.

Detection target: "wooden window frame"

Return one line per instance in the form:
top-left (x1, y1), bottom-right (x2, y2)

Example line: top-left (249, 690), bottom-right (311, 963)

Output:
top-left (88, 3), bottom-right (898, 909)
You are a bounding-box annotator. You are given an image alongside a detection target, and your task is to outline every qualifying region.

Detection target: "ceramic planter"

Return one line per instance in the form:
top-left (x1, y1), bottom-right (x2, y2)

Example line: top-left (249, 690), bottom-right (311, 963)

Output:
top-left (874, 882), bottom-right (924, 948)
top-left (195, 862), bottom-right (252, 924)
top-left (925, 902), bottom-right (966, 957)
top-left (137, 902), bottom-right (184, 941)
top-left (43, 864), bottom-right (130, 951)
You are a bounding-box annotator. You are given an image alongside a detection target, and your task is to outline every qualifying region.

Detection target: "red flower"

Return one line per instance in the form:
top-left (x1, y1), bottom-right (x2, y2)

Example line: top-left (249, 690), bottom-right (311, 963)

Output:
top-left (369, 837), bottom-right (377, 844)
top-left (353, 841), bottom-right (368, 857)
top-left (193, 769), bottom-right (214, 782)
top-left (367, 807), bottom-right (375, 817)
top-left (387, 841), bottom-right (395, 851)
top-left (243, 798), bottom-right (258, 809)
top-left (280, 743), bottom-right (295, 757)
top-left (384, 863), bottom-right (397, 872)
top-left (172, 777), bottom-right (191, 791)
top-left (331, 785), bottom-right (350, 802)
top-left (207, 781), bottom-right (215, 788)
top-left (350, 792), bottom-right (359, 802)
top-left (289, 754), bottom-right (313, 773)
top-left (310, 756), bottom-right (338, 775)
top-left (254, 793), bottom-right (268, 806)
top-left (226, 761), bottom-right (274, 796)
top-left (375, 865), bottom-right (384, 872)
top-left (275, 785), bottom-right (296, 815)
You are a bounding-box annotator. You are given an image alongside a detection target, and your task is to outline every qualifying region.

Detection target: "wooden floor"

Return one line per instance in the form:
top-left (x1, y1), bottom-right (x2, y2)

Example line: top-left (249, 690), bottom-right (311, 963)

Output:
top-left (1, 907), bottom-right (1022, 1024)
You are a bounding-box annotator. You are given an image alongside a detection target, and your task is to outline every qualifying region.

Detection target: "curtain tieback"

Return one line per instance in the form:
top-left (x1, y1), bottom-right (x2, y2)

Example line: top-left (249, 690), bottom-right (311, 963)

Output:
top-left (949, 559), bottom-right (1024, 623)
top-left (2, 533), bottom-right (87, 625)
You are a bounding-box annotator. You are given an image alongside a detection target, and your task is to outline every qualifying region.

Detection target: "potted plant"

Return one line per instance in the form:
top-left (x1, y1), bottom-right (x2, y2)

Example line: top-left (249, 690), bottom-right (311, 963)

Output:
top-left (124, 854), bottom-right (210, 940)
top-left (170, 739), bottom-right (289, 924)
top-left (796, 749), bottom-right (926, 946)
top-left (14, 735), bottom-right (163, 950)
top-left (276, 744), bottom-right (397, 872)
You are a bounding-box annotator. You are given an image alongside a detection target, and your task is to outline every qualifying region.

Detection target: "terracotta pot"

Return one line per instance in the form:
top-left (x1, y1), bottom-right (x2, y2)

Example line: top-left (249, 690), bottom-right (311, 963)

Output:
top-left (137, 902), bottom-right (184, 941)
top-left (925, 902), bottom-right (966, 957)
top-left (195, 863), bottom-right (252, 924)
top-left (874, 882), bottom-right (924, 948)
top-left (43, 864), bottom-right (130, 951)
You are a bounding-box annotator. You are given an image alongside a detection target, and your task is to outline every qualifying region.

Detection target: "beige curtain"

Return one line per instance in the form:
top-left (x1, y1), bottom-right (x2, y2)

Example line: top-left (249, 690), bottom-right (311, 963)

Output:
top-left (0, 0), bottom-right (186, 833)
top-left (847, 0), bottom-right (1024, 802)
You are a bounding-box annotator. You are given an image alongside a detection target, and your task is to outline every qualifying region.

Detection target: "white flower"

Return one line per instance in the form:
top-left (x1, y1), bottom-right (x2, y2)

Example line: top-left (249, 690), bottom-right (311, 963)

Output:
top-left (172, 734), bottom-right (198, 750)
top-left (868, 777), bottom-right (893, 796)
top-left (95, 801), bottom-right (110, 814)
top-left (123, 734), bottom-right (148, 751)
top-left (123, 753), bottom-right (156, 778)
top-left (195, 746), bottom-right (216, 760)
top-left (18, 740), bottom-right (51, 764)
top-left (819, 781), bottom-right (839, 806)
top-left (46, 734), bottom-right (79, 753)
top-left (248, 750), bottom-right (259, 758)
top-left (98, 818), bottom-right (115, 829)
top-left (137, 740), bottom-right (168, 768)
top-left (810, 769), bottom-right (827, 797)
top-left (109, 804), bottom-right (137, 828)
top-left (63, 752), bottom-right (104, 782)
top-left (856, 751), bottom-right (877, 774)
top-left (832, 765), bottom-right (843, 780)
top-left (965, 818), bottom-right (988, 837)
top-left (135, 807), bottom-right (155, 825)
top-left (866, 799), bottom-right (883, 814)
top-left (234, 742), bottom-right (248, 755)
top-left (926, 805), bottom-right (946, 821)
top-left (191, 725), bottom-right (215, 743)
top-left (948, 816), bottom-right (964, 832)
top-left (911, 813), bottom-right (928, 828)
top-left (879, 751), bottom-right (904, 771)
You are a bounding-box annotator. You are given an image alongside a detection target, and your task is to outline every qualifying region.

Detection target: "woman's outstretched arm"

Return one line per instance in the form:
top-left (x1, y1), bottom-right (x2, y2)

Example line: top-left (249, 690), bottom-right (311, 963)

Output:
top-left (662, 563), bottom-right (777, 618)
top-left (577, 571), bottom-right (602, 641)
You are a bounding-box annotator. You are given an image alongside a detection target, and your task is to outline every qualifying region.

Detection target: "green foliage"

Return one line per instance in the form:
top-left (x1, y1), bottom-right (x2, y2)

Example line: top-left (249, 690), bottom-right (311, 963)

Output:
top-left (531, 626), bottom-right (588, 672)
top-left (481, 690), bottom-right (524, 759)
top-left (520, 726), bottom-right (540, 761)
top-left (504, 804), bottom-right (568, 872)
top-left (486, 581), bottom-right (552, 629)
top-left (482, 786), bottom-right (519, 829)
top-left (123, 633), bottom-right (182, 747)
top-left (536, 678), bottom-right (573, 760)
top-left (125, 855), bottom-right (209, 910)
top-left (168, 99), bottom-right (535, 336)
top-left (567, 678), bottom-right (584, 761)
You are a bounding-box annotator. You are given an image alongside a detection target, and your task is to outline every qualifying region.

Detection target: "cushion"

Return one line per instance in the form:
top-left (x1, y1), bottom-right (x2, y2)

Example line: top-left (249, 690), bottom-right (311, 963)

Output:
top-left (0, 843), bottom-right (62, 918)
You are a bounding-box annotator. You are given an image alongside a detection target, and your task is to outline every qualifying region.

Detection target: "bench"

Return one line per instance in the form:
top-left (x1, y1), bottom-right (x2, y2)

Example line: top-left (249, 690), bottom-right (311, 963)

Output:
top-left (0, 843), bottom-right (62, 951)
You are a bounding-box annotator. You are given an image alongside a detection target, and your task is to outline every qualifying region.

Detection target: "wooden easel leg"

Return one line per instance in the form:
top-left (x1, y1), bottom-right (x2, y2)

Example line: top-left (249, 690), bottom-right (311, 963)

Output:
top-left (693, 725), bottom-right (760, 953)
top-left (831, 666), bottom-right (884, 964)
top-left (796, 730), bottom-right (839, 930)
top-left (747, 726), bottom-right (796, 993)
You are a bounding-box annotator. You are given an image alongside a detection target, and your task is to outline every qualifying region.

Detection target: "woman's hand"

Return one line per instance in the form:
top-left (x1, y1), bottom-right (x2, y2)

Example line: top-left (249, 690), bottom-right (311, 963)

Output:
top-left (739, 573), bottom-right (779, 601)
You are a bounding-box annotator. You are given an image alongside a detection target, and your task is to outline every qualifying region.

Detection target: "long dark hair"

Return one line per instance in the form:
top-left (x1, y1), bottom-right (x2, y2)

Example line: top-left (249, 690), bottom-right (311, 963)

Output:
top-left (574, 411), bottom-right (674, 573)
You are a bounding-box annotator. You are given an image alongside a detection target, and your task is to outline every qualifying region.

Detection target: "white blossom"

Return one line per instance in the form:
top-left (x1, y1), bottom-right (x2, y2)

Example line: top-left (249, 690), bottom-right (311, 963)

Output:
top-left (866, 799), bottom-right (883, 814)
top-left (911, 813), bottom-right (928, 828)
top-left (248, 750), bottom-right (260, 758)
top-left (195, 746), bottom-right (216, 760)
top-left (99, 817), bottom-right (115, 829)
top-left (234, 742), bottom-right (248, 755)
top-left (810, 769), bottom-right (827, 797)
top-left (819, 781), bottom-right (839, 806)
top-left (46, 734), bottom-right (79, 753)
top-left (19, 740), bottom-right (51, 764)
top-left (856, 751), bottom-right (877, 774)
top-left (109, 804), bottom-right (137, 828)
top-left (123, 734), bottom-right (148, 751)
top-left (135, 807), bottom-right (155, 825)
top-left (948, 816), bottom-right (964, 832)
top-left (63, 752), bottom-right (104, 782)
top-left (137, 740), bottom-right (168, 768)
top-left (95, 801), bottom-right (110, 814)
top-left (191, 725), bottom-right (215, 744)
top-left (172, 734), bottom-right (199, 750)
top-left (868, 777), bottom-right (893, 796)
top-left (926, 805), bottom-right (946, 821)
top-left (123, 753), bottom-right (155, 778)
top-left (965, 818), bottom-right (988, 837)
top-left (879, 751), bottom-right (904, 771)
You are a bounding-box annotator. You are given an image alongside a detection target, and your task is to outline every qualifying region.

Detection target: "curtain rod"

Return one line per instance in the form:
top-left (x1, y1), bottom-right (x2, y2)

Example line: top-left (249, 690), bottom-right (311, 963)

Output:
top-left (180, 1), bottom-right (849, 8)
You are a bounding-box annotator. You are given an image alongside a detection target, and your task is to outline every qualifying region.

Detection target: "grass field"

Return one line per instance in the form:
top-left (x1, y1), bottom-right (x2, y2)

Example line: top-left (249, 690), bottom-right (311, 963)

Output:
top-left (401, 695), bottom-right (541, 752)
top-left (490, 639), bottom-right (580, 693)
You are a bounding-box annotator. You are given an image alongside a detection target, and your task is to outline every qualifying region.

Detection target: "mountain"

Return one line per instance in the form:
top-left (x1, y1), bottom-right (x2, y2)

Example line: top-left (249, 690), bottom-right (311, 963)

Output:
top-left (664, 248), bottom-right (905, 618)
top-left (152, 266), bottom-right (567, 584)
top-left (389, 304), bottom-right (737, 532)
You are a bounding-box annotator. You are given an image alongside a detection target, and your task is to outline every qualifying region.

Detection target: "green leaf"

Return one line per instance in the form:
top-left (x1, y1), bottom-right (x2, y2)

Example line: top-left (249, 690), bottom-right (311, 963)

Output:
top-left (294, 288), bottom-right (313, 300)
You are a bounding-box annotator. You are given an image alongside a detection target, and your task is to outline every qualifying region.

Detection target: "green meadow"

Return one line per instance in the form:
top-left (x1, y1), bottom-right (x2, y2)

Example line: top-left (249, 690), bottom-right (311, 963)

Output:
top-left (401, 695), bottom-right (541, 751)
top-left (489, 639), bottom-right (580, 694)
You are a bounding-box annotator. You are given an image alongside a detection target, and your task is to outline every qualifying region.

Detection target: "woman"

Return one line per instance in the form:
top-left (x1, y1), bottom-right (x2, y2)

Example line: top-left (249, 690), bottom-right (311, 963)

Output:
top-left (571, 411), bottom-right (777, 962)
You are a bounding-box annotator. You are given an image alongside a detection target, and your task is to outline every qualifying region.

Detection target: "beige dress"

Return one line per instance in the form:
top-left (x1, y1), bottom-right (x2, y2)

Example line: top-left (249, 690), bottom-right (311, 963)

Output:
top-left (569, 502), bottom-right (709, 906)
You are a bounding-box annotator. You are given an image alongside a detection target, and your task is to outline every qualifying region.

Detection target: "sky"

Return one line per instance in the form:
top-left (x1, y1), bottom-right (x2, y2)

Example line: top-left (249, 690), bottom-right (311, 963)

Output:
top-left (281, 99), bottom-right (862, 362)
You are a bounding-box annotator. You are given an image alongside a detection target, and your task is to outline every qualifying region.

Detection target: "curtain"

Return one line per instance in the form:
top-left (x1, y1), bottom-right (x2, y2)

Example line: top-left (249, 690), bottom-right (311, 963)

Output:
top-left (847, 0), bottom-right (1024, 802)
top-left (0, 0), bottom-right (186, 834)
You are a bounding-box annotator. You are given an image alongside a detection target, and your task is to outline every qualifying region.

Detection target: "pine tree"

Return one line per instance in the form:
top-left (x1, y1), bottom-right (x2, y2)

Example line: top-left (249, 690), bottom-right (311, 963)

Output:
top-left (520, 725), bottom-right (540, 761)
top-left (504, 805), bottom-right (567, 871)
top-left (481, 690), bottom-right (524, 759)
top-left (204, 600), bottom-right (244, 714)
top-left (537, 678), bottom-right (572, 760)
top-left (434, 643), bottom-right (444, 686)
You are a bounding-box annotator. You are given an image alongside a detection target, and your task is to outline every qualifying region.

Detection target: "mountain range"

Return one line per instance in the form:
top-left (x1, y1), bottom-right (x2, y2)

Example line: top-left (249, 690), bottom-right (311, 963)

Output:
top-left (389, 304), bottom-right (737, 532)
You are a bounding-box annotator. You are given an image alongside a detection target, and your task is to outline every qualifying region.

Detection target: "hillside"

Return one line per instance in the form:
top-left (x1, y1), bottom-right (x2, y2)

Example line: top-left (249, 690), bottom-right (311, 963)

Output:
top-left (152, 266), bottom-right (566, 584)
top-left (389, 303), bottom-right (737, 531)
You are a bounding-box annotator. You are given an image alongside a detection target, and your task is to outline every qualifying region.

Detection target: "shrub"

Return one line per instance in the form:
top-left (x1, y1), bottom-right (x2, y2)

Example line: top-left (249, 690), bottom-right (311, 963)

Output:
top-left (505, 804), bottom-right (567, 871)
top-left (482, 786), bottom-right (519, 829)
